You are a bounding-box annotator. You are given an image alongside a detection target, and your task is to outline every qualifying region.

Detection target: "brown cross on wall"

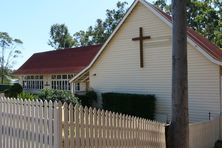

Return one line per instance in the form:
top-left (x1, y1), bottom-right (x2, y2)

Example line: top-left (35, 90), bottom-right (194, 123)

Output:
top-left (132, 27), bottom-right (151, 68)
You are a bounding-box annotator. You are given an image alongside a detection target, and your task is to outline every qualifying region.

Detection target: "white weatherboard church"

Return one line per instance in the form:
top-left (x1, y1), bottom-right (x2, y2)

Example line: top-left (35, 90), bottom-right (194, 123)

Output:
top-left (69, 0), bottom-right (222, 122)
top-left (15, 0), bottom-right (222, 123)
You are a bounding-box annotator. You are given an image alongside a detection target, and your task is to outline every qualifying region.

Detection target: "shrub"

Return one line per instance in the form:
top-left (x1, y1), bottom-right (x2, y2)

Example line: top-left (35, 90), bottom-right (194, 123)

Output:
top-left (4, 83), bottom-right (23, 98)
top-left (76, 91), bottom-right (97, 107)
top-left (102, 92), bottom-right (156, 120)
top-left (0, 84), bottom-right (11, 93)
top-left (38, 89), bottom-right (80, 105)
top-left (18, 92), bottom-right (38, 101)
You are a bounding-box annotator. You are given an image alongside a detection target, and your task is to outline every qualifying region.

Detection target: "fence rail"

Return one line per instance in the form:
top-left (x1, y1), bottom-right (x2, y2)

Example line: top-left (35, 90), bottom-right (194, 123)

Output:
top-left (0, 97), bottom-right (166, 148)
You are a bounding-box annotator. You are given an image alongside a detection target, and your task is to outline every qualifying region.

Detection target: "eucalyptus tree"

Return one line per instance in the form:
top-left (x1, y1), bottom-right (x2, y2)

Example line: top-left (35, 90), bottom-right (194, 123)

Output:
top-left (0, 32), bottom-right (23, 83)
top-left (48, 24), bottom-right (75, 49)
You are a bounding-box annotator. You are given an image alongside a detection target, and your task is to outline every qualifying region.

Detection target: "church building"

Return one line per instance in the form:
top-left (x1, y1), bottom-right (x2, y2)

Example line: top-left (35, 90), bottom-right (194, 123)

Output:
top-left (14, 45), bottom-right (101, 94)
top-left (69, 0), bottom-right (222, 122)
top-left (15, 0), bottom-right (222, 122)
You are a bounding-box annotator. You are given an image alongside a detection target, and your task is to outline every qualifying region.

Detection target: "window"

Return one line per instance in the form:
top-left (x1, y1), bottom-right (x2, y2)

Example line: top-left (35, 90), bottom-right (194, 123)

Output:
top-left (62, 75), bottom-right (67, 79)
top-left (51, 75), bottom-right (56, 79)
top-left (75, 83), bottom-right (80, 91)
top-left (68, 74), bottom-right (74, 79)
top-left (22, 75), bottom-right (43, 90)
top-left (51, 74), bottom-right (73, 91)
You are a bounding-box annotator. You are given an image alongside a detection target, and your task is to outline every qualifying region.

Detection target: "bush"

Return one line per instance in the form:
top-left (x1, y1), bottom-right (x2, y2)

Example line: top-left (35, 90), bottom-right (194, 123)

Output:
top-left (76, 91), bottom-right (97, 107)
top-left (4, 83), bottom-right (23, 98)
top-left (102, 92), bottom-right (156, 120)
top-left (0, 84), bottom-right (11, 93)
top-left (38, 89), bottom-right (80, 105)
top-left (18, 92), bottom-right (38, 101)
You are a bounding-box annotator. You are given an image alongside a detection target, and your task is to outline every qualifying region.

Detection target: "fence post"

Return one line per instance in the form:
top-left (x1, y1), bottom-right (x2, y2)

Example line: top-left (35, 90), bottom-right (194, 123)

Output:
top-left (165, 124), bottom-right (171, 148)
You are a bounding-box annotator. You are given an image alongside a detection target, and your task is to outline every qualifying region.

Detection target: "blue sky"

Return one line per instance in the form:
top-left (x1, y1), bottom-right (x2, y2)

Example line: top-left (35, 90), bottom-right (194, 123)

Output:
top-left (0, 0), bottom-right (157, 69)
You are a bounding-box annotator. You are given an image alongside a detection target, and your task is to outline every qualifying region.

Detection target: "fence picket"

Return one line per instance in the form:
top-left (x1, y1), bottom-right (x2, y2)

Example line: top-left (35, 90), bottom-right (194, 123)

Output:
top-left (75, 105), bottom-right (80, 147)
top-left (69, 104), bottom-right (74, 148)
top-left (8, 99), bottom-right (12, 148)
top-left (58, 102), bottom-right (63, 148)
top-left (31, 100), bottom-right (36, 148)
top-left (85, 107), bottom-right (90, 148)
top-left (19, 99), bottom-right (24, 148)
top-left (43, 100), bottom-right (49, 147)
top-left (26, 100), bottom-right (31, 148)
top-left (80, 106), bottom-right (85, 147)
top-left (48, 101), bottom-right (53, 148)
top-left (38, 100), bottom-right (43, 147)
top-left (64, 102), bottom-right (69, 148)
top-left (54, 101), bottom-right (59, 148)
top-left (5, 98), bottom-right (9, 148)
top-left (88, 107), bottom-right (93, 147)
top-left (93, 108), bottom-right (97, 147)
top-left (25, 100), bottom-right (29, 147)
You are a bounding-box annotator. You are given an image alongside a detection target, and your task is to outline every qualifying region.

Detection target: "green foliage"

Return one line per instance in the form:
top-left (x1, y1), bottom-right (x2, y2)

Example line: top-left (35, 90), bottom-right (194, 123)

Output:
top-left (48, 24), bottom-right (75, 49)
top-left (0, 84), bottom-right (11, 92)
top-left (102, 92), bottom-right (156, 120)
top-left (153, 0), bottom-right (222, 48)
top-left (76, 91), bottom-right (97, 107)
top-left (4, 83), bottom-right (23, 98)
top-left (18, 92), bottom-right (38, 101)
top-left (186, 0), bottom-right (222, 48)
top-left (48, 2), bottom-right (128, 47)
top-left (73, 1), bottom-right (128, 46)
top-left (0, 32), bottom-right (23, 83)
top-left (153, 0), bottom-right (171, 13)
top-left (38, 89), bottom-right (80, 105)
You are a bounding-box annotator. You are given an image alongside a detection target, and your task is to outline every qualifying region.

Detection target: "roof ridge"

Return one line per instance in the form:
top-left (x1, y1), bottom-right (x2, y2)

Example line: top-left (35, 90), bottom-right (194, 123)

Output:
top-left (33, 44), bottom-right (102, 55)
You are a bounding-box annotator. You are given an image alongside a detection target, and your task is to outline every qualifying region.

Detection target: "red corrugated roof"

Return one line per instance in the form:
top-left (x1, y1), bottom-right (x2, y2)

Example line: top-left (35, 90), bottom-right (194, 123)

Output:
top-left (14, 45), bottom-right (102, 75)
top-left (151, 4), bottom-right (222, 61)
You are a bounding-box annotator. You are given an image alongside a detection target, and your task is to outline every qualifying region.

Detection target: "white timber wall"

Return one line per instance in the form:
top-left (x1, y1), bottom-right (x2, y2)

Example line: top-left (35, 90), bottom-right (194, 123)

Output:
top-left (89, 3), bottom-right (220, 122)
top-left (187, 44), bottom-right (220, 122)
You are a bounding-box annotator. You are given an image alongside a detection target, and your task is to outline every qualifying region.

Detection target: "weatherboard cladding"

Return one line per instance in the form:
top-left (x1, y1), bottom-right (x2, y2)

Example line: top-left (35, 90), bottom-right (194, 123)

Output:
top-left (151, 3), bottom-right (222, 62)
top-left (71, 0), bottom-right (222, 83)
top-left (89, 2), bottom-right (220, 122)
top-left (14, 45), bottom-right (102, 75)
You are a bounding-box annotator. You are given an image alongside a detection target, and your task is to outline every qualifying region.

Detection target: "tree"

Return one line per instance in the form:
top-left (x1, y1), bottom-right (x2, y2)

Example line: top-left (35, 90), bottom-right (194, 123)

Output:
top-left (186, 0), bottom-right (222, 48)
top-left (0, 32), bottom-right (23, 84)
top-left (48, 24), bottom-right (75, 49)
top-left (169, 0), bottom-right (189, 147)
top-left (154, 0), bottom-right (222, 48)
top-left (73, 1), bottom-right (128, 46)
top-left (154, 0), bottom-right (171, 14)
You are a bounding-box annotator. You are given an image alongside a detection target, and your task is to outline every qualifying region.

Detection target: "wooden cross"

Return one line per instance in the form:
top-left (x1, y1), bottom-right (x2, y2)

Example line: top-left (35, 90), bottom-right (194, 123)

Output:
top-left (132, 27), bottom-right (151, 68)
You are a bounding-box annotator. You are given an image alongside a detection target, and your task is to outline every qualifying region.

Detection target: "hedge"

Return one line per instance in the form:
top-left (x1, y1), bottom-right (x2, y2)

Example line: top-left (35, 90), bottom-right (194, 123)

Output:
top-left (76, 91), bottom-right (97, 107)
top-left (102, 92), bottom-right (156, 120)
top-left (4, 83), bottom-right (23, 98)
top-left (0, 84), bottom-right (11, 93)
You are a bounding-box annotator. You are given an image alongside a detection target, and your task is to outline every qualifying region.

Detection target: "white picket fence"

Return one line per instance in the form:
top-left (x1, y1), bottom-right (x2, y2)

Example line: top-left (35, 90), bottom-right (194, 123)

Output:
top-left (0, 97), bottom-right (167, 148)
top-left (0, 97), bottom-right (56, 148)
top-left (189, 116), bottom-right (220, 148)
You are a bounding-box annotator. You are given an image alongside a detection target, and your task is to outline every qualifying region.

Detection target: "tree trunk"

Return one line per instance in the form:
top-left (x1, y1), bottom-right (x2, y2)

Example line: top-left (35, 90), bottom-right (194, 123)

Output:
top-left (1, 42), bottom-right (5, 84)
top-left (169, 0), bottom-right (189, 147)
